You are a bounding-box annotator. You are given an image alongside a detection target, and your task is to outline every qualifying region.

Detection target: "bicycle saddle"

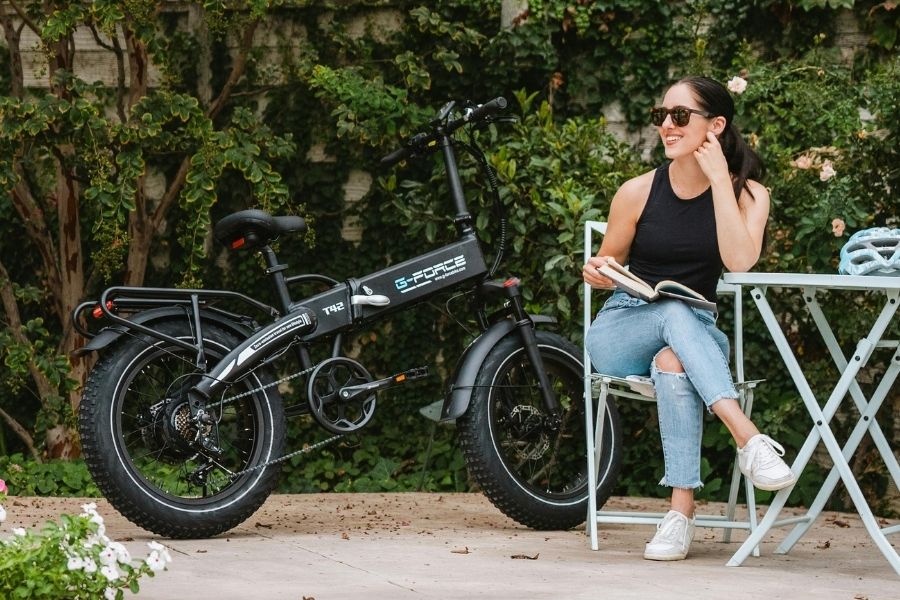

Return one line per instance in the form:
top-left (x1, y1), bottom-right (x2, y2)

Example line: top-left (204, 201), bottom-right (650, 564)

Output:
top-left (214, 209), bottom-right (306, 252)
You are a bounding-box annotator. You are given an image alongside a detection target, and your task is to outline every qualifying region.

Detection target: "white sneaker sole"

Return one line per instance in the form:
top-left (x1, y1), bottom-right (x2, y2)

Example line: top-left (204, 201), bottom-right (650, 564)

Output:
top-left (750, 473), bottom-right (797, 491)
top-left (643, 549), bottom-right (689, 561)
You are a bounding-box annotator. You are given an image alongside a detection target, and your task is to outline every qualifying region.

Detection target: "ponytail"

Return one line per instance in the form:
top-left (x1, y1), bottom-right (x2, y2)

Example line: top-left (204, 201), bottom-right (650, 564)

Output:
top-left (719, 122), bottom-right (764, 201)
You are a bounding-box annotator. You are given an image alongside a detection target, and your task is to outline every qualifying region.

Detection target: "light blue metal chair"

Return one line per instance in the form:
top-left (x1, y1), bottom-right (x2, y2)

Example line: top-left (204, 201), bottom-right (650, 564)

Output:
top-left (582, 220), bottom-right (761, 554)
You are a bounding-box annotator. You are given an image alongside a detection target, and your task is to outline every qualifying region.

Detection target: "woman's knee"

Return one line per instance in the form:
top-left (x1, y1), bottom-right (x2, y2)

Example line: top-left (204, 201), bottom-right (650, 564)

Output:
top-left (654, 347), bottom-right (684, 373)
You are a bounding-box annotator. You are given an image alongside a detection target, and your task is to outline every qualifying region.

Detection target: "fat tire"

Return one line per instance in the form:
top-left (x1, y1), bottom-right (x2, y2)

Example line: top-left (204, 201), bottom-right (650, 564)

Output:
top-left (456, 330), bottom-right (622, 530)
top-left (79, 320), bottom-right (285, 539)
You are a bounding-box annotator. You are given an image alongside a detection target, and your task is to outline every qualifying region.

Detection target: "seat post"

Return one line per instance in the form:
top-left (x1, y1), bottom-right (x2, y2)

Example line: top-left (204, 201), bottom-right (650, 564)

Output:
top-left (260, 245), bottom-right (293, 315)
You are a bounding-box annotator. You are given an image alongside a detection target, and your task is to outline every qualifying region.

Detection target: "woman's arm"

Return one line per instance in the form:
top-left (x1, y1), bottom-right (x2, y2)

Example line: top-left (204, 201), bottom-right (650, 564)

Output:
top-left (694, 132), bottom-right (770, 271)
top-left (582, 171), bottom-right (653, 288)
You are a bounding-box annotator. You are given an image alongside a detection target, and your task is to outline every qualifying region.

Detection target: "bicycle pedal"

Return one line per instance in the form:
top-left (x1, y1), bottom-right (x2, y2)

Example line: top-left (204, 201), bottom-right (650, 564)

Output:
top-left (338, 366), bottom-right (430, 401)
top-left (392, 366), bottom-right (429, 383)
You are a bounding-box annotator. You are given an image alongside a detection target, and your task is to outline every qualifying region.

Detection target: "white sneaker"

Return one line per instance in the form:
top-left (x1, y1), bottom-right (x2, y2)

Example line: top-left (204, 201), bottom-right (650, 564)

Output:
top-left (738, 434), bottom-right (797, 491)
top-left (643, 510), bottom-right (695, 561)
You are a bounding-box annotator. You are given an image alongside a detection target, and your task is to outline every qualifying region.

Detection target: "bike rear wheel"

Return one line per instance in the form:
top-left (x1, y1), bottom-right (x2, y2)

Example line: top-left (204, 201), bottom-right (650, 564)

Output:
top-left (79, 320), bottom-right (285, 538)
top-left (456, 330), bottom-right (622, 530)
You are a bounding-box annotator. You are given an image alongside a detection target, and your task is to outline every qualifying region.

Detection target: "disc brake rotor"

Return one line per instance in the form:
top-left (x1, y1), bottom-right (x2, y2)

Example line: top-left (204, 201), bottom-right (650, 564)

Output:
top-left (507, 404), bottom-right (550, 460)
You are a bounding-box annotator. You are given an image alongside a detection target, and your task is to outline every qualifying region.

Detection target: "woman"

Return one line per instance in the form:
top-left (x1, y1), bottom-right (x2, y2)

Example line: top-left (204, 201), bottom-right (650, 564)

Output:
top-left (582, 76), bottom-right (795, 561)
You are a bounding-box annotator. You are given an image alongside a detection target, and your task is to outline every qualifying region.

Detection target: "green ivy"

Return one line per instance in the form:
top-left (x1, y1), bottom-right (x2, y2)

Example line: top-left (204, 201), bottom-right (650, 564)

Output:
top-left (1, 1), bottom-right (898, 517)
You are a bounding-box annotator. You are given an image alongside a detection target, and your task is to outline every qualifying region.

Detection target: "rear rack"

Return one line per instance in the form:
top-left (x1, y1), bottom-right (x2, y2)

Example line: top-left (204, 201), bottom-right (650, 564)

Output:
top-left (73, 286), bottom-right (280, 352)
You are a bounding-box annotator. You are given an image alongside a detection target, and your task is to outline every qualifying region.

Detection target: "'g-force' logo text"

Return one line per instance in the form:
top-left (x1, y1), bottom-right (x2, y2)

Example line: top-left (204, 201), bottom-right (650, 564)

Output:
top-left (394, 255), bottom-right (467, 293)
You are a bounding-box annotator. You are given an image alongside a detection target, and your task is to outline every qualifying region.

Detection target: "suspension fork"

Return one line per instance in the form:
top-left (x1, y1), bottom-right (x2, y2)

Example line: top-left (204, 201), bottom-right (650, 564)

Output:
top-left (479, 279), bottom-right (561, 417)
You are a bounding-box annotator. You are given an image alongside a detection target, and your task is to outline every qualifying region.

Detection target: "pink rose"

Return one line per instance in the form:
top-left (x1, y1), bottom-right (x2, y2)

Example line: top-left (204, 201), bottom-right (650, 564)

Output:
top-left (727, 76), bottom-right (748, 94)
top-left (820, 160), bottom-right (836, 181)
top-left (831, 218), bottom-right (846, 237)
top-left (791, 155), bottom-right (813, 170)
top-left (0, 479), bottom-right (7, 495)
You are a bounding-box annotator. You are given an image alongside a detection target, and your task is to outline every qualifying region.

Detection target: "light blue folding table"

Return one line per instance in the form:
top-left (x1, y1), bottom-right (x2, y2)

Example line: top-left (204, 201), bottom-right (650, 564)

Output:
top-left (723, 272), bottom-right (900, 575)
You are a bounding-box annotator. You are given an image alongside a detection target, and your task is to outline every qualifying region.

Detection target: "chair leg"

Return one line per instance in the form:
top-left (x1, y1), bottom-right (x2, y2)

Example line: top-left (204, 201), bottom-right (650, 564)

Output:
top-left (722, 384), bottom-right (761, 556)
top-left (585, 379), bottom-right (609, 551)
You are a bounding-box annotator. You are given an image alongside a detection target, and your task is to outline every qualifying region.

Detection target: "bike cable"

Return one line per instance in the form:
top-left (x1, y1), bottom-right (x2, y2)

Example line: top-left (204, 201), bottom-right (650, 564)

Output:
top-left (461, 134), bottom-right (507, 278)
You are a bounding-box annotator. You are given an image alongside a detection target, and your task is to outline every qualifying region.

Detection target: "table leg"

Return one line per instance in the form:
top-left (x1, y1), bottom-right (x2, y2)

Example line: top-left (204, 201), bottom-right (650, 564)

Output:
top-left (804, 289), bottom-right (900, 489)
top-left (776, 359), bottom-right (899, 555)
top-left (776, 292), bottom-right (900, 554)
top-left (726, 286), bottom-right (900, 575)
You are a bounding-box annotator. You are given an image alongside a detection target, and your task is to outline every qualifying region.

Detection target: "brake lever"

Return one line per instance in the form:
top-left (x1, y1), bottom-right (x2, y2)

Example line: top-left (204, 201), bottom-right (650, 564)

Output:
top-left (470, 115), bottom-right (519, 131)
top-left (431, 100), bottom-right (456, 126)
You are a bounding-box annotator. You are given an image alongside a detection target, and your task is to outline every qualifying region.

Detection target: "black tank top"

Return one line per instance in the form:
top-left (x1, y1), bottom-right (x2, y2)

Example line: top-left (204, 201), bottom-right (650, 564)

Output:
top-left (628, 163), bottom-right (723, 303)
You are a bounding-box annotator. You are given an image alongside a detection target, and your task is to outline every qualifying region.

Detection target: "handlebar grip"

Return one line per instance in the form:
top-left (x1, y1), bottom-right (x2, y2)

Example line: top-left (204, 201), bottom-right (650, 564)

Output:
top-left (466, 97), bottom-right (508, 122)
top-left (380, 146), bottom-right (410, 168)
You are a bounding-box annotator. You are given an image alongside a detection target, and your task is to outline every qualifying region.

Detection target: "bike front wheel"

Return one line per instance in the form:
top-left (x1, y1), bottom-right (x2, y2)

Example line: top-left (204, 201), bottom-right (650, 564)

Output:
top-left (79, 319), bottom-right (285, 538)
top-left (456, 330), bottom-right (622, 530)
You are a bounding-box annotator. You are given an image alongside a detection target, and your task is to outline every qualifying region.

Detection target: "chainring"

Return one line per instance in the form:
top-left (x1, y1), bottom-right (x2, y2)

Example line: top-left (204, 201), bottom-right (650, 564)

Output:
top-left (306, 357), bottom-right (377, 434)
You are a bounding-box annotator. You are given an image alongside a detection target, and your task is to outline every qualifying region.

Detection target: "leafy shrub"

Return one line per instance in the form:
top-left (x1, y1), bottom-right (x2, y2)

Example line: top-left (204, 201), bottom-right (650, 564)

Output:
top-left (0, 454), bottom-right (99, 497)
top-left (0, 483), bottom-right (171, 599)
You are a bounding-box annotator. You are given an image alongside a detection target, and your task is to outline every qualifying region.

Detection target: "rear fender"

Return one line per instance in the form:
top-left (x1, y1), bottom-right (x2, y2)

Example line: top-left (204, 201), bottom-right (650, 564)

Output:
top-left (440, 315), bottom-right (556, 421)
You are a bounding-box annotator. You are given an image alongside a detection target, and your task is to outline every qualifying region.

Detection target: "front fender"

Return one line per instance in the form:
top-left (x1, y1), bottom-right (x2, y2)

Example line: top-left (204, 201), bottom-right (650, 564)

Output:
top-left (72, 307), bottom-right (256, 357)
top-left (440, 315), bottom-right (556, 422)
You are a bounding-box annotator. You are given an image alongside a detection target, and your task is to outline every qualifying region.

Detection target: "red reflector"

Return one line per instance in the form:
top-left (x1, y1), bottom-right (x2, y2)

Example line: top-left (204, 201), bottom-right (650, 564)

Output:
top-left (503, 277), bottom-right (520, 288)
top-left (231, 237), bottom-right (245, 249)
top-left (92, 301), bottom-right (115, 319)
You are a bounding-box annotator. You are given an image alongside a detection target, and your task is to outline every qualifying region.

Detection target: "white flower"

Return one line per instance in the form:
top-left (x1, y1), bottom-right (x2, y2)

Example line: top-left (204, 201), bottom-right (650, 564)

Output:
top-left (108, 541), bottom-right (131, 564)
top-left (67, 555), bottom-right (85, 570)
top-left (83, 557), bottom-right (98, 573)
top-left (84, 525), bottom-right (109, 548)
top-left (820, 160), bottom-right (836, 181)
top-left (145, 551), bottom-right (167, 573)
top-left (0, 505), bottom-right (6, 523)
top-left (12, 527), bottom-right (26, 537)
top-left (81, 502), bottom-right (98, 515)
top-left (148, 540), bottom-right (172, 563)
top-left (727, 76), bottom-right (748, 94)
top-left (99, 546), bottom-right (118, 566)
top-left (104, 588), bottom-right (117, 600)
top-left (101, 564), bottom-right (121, 581)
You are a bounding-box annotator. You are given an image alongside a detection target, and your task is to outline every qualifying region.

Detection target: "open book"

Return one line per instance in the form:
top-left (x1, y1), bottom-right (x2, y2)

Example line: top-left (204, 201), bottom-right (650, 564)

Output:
top-left (597, 258), bottom-right (717, 312)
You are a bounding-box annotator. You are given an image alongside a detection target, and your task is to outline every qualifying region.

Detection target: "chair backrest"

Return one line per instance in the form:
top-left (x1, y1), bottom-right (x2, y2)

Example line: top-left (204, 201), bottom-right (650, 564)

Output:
top-left (582, 220), bottom-right (745, 385)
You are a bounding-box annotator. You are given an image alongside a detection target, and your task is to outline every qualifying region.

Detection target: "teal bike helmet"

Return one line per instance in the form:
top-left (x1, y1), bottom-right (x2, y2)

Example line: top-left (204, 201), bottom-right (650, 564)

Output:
top-left (838, 227), bottom-right (900, 276)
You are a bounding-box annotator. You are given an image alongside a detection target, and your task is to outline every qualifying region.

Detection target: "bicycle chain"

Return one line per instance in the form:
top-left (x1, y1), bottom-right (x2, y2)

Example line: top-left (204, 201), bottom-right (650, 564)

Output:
top-left (217, 363), bottom-right (316, 405)
top-left (211, 363), bottom-right (345, 479)
top-left (227, 432), bottom-right (344, 479)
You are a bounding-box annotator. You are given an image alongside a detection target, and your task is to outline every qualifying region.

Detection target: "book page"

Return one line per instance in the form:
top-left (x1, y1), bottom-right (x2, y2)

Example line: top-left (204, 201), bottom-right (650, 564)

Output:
top-left (654, 280), bottom-right (706, 301)
top-left (597, 261), bottom-right (655, 300)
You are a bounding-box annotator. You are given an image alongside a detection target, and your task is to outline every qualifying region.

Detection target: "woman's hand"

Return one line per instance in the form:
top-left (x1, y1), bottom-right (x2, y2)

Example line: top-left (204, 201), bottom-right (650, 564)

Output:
top-left (693, 131), bottom-right (730, 187)
top-left (582, 255), bottom-right (617, 289)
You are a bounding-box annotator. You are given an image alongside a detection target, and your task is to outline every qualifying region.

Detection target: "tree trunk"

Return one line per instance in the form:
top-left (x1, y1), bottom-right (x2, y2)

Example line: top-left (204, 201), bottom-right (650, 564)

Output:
top-left (1, 10), bottom-right (25, 98)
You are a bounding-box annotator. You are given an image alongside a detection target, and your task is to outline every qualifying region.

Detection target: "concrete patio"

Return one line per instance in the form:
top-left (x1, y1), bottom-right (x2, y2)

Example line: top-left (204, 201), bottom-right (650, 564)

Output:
top-left (4, 493), bottom-right (897, 599)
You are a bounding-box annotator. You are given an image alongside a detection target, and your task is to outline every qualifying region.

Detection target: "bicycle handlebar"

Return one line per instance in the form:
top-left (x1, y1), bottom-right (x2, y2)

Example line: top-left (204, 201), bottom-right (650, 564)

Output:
top-left (379, 97), bottom-right (507, 168)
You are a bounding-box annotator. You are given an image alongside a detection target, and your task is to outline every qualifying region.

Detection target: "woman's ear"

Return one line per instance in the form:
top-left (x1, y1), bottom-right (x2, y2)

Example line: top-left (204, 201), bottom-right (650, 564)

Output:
top-left (711, 116), bottom-right (727, 137)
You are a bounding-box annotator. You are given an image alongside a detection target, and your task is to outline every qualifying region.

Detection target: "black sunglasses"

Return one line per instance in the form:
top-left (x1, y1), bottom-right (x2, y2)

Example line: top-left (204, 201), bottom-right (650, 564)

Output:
top-left (650, 106), bottom-right (714, 127)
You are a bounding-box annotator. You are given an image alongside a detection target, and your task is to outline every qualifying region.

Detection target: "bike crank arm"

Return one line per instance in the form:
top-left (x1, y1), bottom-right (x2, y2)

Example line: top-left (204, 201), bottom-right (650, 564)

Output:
top-left (338, 366), bottom-right (430, 402)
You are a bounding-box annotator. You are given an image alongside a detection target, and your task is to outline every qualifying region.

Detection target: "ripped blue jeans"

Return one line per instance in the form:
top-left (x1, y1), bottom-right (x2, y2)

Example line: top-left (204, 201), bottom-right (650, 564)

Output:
top-left (585, 290), bottom-right (737, 489)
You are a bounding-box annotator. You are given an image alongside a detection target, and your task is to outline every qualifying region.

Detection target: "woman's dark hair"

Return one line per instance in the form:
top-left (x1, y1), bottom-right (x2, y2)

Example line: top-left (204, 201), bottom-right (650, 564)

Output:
top-left (677, 76), bottom-right (764, 201)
